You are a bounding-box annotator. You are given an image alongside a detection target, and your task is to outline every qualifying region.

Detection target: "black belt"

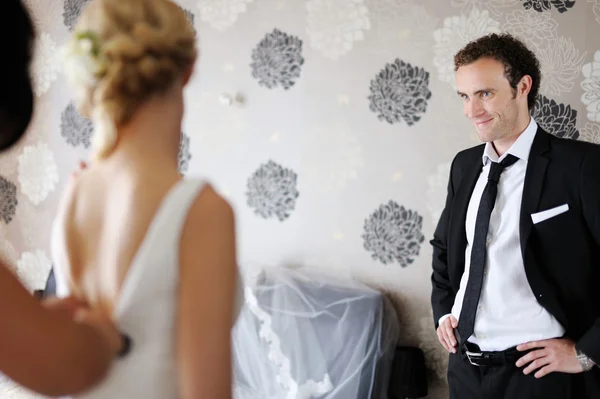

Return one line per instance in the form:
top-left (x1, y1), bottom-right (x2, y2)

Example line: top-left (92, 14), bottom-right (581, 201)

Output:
top-left (461, 342), bottom-right (531, 367)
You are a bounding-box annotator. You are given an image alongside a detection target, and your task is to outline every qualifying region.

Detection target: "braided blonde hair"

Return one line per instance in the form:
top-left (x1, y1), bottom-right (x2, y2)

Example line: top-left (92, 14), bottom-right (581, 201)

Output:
top-left (64, 0), bottom-right (197, 160)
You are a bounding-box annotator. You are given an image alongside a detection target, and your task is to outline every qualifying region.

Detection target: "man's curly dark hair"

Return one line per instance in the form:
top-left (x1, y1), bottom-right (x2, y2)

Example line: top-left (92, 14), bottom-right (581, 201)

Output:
top-left (454, 33), bottom-right (541, 112)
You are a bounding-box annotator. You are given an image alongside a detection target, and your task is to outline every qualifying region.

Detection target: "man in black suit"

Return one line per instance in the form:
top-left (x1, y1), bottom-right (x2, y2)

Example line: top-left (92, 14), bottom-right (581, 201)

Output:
top-left (430, 33), bottom-right (600, 398)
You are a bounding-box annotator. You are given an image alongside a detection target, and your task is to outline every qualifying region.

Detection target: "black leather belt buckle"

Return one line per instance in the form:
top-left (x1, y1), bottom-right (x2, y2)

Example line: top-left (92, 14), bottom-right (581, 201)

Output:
top-left (465, 349), bottom-right (485, 366)
top-left (464, 347), bottom-right (524, 367)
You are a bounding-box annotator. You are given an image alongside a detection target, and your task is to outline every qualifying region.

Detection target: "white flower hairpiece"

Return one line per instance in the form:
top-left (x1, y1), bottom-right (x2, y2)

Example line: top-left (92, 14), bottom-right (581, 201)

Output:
top-left (62, 30), bottom-right (108, 88)
top-left (62, 31), bottom-right (117, 161)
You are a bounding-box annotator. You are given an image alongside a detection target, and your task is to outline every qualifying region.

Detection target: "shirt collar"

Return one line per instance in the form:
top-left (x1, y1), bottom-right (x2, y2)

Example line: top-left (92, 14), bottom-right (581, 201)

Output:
top-left (482, 117), bottom-right (538, 166)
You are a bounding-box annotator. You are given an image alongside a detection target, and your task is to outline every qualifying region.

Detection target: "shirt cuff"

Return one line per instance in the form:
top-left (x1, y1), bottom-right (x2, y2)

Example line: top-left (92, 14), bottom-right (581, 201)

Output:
top-left (438, 313), bottom-right (452, 327)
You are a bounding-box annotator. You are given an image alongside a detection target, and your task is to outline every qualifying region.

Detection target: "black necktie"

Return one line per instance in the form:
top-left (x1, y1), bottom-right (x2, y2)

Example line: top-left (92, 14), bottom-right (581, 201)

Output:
top-left (457, 154), bottom-right (519, 344)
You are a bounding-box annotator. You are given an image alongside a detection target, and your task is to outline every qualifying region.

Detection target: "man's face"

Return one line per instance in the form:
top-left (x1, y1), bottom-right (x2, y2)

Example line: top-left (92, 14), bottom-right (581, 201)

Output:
top-left (455, 57), bottom-right (523, 143)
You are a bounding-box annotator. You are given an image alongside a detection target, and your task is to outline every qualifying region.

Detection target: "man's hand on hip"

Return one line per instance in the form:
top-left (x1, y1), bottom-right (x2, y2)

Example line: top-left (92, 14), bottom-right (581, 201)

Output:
top-left (516, 338), bottom-right (583, 378)
top-left (437, 315), bottom-right (459, 354)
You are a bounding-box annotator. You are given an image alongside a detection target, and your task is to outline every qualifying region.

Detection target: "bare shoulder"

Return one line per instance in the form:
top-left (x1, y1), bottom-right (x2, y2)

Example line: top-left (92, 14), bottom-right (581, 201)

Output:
top-left (185, 184), bottom-right (235, 230)
top-left (179, 183), bottom-right (236, 273)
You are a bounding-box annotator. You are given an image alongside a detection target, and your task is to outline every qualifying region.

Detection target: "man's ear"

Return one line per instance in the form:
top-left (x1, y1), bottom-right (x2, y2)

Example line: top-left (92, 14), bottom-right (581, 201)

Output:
top-left (518, 75), bottom-right (533, 99)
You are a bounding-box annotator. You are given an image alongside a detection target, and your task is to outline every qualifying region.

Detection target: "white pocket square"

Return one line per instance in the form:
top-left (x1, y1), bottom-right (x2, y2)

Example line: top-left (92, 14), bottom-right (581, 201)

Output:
top-left (531, 204), bottom-right (569, 224)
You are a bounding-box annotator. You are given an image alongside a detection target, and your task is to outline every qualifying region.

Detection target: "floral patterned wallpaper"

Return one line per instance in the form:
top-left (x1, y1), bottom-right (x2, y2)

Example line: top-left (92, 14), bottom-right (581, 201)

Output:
top-left (1, 0), bottom-right (599, 397)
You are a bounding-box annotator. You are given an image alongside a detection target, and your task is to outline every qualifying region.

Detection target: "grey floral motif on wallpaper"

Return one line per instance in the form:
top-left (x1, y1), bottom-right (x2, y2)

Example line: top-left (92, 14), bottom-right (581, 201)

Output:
top-left (306, 0), bottom-right (371, 60)
top-left (246, 160), bottom-right (299, 222)
top-left (362, 200), bottom-right (425, 267)
top-left (581, 50), bottom-right (600, 123)
top-left (450, 0), bottom-right (521, 18)
top-left (60, 102), bottom-right (93, 148)
top-left (18, 143), bottom-right (59, 206)
top-left (63, 0), bottom-right (91, 31)
top-left (503, 9), bottom-right (558, 50)
top-left (32, 33), bottom-right (60, 98)
top-left (16, 249), bottom-right (53, 293)
top-left (64, 0), bottom-right (193, 33)
top-left (433, 8), bottom-right (501, 85)
top-left (366, 0), bottom-right (405, 27)
top-left (196, 0), bottom-right (254, 32)
top-left (537, 37), bottom-right (586, 97)
top-left (368, 59), bottom-right (432, 126)
top-left (368, 1), bottom-right (439, 55)
top-left (521, 0), bottom-right (576, 13)
top-left (532, 94), bottom-right (580, 139)
top-left (250, 29), bottom-right (304, 90)
top-left (580, 122), bottom-right (600, 144)
top-left (503, 9), bottom-right (586, 97)
top-left (178, 132), bottom-right (191, 174)
top-left (451, 0), bottom-right (518, 19)
top-left (592, 0), bottom-right (600, 25)
top-left (0, 176), bottom-right (18, 225)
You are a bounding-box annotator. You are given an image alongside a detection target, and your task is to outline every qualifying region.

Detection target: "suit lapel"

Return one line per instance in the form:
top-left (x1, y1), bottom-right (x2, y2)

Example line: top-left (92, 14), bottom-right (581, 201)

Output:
top-left (448, 154), bottom-right (482, 281)
top-left (446, 130), bottom-right (551, 282)
top-left (519, 128), bottom-right (551, 259)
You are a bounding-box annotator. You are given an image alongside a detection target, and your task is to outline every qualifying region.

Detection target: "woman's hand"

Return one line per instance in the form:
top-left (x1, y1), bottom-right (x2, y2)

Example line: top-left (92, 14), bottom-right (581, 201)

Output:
top-left (42, 296), bottom-right (88, 317)
top-left (74, 307), bottom-right (126, 358)
top-left (43, 296), bottom-right (127, 359)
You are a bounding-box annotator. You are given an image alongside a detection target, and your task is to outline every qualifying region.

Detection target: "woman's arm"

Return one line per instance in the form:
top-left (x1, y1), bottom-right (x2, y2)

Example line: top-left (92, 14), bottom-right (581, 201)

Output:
top-left (177, 186), bottom-right (237, 399)
top-left (0, 264), bottom-right (120, 396)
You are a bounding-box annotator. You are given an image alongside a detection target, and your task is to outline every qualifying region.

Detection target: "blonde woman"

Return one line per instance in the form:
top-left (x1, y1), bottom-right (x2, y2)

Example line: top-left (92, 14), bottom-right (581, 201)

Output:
top-left (54, 0), bottom-right (242, 397)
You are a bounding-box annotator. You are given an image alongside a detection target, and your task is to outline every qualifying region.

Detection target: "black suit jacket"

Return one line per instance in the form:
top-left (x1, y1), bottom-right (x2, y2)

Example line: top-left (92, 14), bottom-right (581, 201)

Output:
top-left (431, 128), bottom-right (600, 389)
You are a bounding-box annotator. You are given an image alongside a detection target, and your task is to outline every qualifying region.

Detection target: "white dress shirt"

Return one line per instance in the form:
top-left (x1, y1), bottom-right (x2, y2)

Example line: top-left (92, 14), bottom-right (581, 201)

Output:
top-left (442, 118), bottom-right (565, 351)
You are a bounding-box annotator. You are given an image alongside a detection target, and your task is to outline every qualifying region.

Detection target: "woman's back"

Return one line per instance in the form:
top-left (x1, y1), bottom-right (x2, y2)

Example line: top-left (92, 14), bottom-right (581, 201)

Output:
top-left (52, 175), bottom-right (192, 398)
top-left (52, 165), bottom-right (183, 314)
top-left (52, 171), bottom-right (243, 398)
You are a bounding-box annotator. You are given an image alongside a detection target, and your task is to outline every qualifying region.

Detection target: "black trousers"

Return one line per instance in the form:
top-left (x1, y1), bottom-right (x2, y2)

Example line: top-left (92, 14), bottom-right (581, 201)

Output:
top-left (447, 351), bottom-right (578, 399)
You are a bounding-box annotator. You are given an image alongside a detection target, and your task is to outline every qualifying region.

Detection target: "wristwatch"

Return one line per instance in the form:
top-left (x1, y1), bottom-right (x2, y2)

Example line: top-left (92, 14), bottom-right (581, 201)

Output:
top-left (575, 344), bottom-right (595, 371)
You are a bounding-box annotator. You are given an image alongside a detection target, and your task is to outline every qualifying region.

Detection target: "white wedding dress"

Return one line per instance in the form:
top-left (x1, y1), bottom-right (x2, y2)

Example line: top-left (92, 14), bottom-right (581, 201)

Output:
top-left (51, 178), bottom-right (244, 398)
